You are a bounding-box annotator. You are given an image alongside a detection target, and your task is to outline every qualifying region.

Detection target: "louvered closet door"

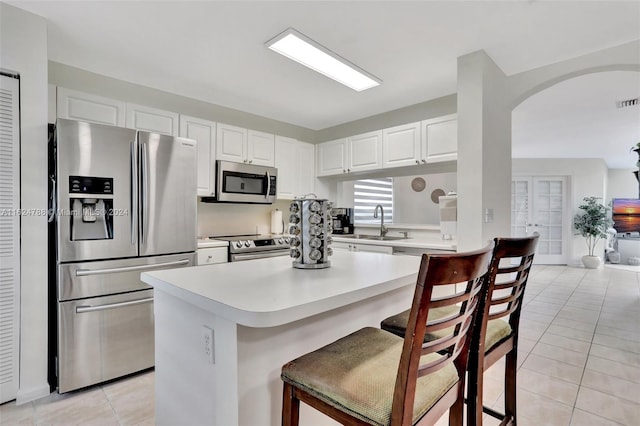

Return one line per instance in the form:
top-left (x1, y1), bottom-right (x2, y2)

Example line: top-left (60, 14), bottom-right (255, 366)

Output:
top-left (0, 74), bottom-right (20, 403)
top-left (511, 176), bottom-right (568, 264)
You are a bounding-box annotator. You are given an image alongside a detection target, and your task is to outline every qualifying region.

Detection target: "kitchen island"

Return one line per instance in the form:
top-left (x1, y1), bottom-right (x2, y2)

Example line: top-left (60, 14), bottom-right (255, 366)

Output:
top-left (141, 251), bottom-right (422, 426)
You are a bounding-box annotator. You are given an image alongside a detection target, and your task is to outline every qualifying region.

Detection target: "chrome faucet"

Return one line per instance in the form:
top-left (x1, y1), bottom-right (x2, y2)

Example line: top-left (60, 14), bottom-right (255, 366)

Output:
top-left (373, 204), bottom-right (388, 237)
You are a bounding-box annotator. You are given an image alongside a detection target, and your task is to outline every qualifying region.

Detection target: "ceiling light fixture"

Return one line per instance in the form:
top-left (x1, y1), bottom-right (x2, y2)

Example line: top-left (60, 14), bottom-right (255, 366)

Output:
top-left (266, 28), bottom-right (381, 92)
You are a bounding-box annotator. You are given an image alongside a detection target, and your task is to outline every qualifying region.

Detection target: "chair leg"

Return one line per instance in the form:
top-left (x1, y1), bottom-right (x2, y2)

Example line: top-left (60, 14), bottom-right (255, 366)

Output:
top-left (282, 382), bottom-right (300, 426)
top-left (503, 349), bottom-right (518, 425)
top-left (449, 380), bottom-right (465, 426)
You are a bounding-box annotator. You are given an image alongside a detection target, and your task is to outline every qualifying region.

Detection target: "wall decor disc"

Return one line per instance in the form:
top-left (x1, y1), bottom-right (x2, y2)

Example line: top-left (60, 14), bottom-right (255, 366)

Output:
top-left (430, 188), bottom-right (446, 204)
top-left (411, 177), bottom-right (426, 192)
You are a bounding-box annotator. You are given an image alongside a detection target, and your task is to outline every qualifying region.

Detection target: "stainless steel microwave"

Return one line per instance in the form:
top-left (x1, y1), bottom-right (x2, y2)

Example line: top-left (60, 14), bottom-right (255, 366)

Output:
top-left (204, 160), bottom-right (277, 204)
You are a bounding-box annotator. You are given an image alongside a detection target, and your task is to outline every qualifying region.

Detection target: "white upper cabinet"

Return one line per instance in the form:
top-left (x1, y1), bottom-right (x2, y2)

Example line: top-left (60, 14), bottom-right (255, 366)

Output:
top-left (382, 122), bottom-right (421, 168)
top-left (57, 87), bottom-right (126, 126)
top-left (275, 135), bottom-right (298, 199)
top-left (275, 136), bottom-right (316, 200)
top-left (216, 123), bottom-right (247, 163)
top-left (421, 114), bottom-right (457, 163)
top-left (217, 124), bottom-right (275, 166)
top-left (179, 115), bottom-right (216, 197)
top-left (317, 138), bottom-right (348, 176)
top-left (126, 103), bottom-right (179, 136)
top-left (348, 130), bottom-right (383, 172)
top-left (247, 130), bottom-right (275, 167)
top-left (297, 142), bottom-right (315, 197)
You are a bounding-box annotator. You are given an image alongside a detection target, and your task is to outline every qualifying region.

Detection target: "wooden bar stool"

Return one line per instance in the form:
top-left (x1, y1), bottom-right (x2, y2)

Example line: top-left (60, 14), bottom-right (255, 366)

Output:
top-left (280, 244), bottom-right (494, 426)
top-left (381, 236), bottom-right (539, 426)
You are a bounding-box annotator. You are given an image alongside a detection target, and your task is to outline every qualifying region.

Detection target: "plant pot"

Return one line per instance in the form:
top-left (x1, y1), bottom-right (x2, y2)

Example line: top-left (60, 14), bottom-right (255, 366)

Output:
top-left (581, 255), bottom-right (602, 269)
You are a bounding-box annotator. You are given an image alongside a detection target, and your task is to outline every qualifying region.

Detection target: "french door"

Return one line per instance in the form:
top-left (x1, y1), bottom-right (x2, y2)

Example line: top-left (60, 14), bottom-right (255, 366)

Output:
top-left (511, 176), bottom-right (568, 264)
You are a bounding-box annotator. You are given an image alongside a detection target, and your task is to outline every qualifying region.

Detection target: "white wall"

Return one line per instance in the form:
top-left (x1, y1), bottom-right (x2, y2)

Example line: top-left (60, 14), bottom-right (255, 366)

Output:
top-left (0, 3), bottom-right (50, 404)
top-left (393, 173), bottom-right (457, 225)
top-left (196, 200), bottom-right (292, 237)
top-left (513, 158), bottom-right (608, 265)
top-left (608, 168), bottom-right (639, 200)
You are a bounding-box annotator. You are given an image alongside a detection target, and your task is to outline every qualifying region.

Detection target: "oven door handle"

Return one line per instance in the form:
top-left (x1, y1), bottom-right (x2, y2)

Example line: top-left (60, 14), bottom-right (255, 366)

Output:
top-left (76, 297), bottom-right (154, 314)
top-left (231, 251), bottom-right (289, 261)
top-left (75, 259), bottom-right (190, 276)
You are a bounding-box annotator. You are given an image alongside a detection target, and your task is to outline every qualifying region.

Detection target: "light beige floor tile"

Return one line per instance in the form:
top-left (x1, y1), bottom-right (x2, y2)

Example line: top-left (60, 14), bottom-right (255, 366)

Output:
top-left (595, 324), bottom-right (640, 343)
top-left (575, 387), bottom-right (640, 425)
top-left (0, 401), bottom-right (35, 425)
top-left (570, 409), bottom-right (624, 426)
top-left (520, 353), bottom-right (584, 384)
top-left (520, 311), bottom-right (556, 325)
top-left (581, 370), bottom-right (640, 404)
top-left (539, 332), bottom-right (592, 353)
top-left (546, 324), bottom-right (594, 342)
top-left (516, 368), bottom-right (579, 406)
top-left (518, 337), bottom-right (537, 354)
top-left (103, 371), bottom-right (155, 425)
top-left (492, 388), bottom-right (572, 426)
top-left (531, 342), bottom-right (588, 367)
top-left (590, 344), bottom-right (640, 368)
top-left (33, 388), bottom-right (118, 425)
top-left (593, 333), bottom-right (640, 354)
top-left (551, 317), bottom-right (597, 333)
top-left (586, 355), bottom-right (640, 384)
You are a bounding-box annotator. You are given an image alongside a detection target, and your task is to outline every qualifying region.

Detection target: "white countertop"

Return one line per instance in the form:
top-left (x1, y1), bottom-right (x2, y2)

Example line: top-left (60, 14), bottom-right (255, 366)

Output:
top-left (331, 235), bottom-right (456, 251)
top-left (141, 251), bottom-right (421, 328)
top-left (196, 239), bottom-right (229, 249)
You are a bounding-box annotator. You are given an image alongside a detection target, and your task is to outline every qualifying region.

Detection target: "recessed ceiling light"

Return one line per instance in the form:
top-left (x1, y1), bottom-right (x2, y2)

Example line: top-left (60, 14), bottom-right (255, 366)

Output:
top-left (266, 28), bottom-right (381, 92)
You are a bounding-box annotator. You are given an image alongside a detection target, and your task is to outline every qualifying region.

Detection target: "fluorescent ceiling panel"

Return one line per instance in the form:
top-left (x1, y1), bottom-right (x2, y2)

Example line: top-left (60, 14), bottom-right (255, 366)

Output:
top-left (266, 28), bottom-right (381, 92)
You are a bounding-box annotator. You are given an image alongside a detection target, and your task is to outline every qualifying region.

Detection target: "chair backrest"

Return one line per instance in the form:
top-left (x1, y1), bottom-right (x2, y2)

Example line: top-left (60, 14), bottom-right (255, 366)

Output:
top-left (390, 244), bottom-right (494, 425)
top-left (479, 235), bottom-right (539, 353)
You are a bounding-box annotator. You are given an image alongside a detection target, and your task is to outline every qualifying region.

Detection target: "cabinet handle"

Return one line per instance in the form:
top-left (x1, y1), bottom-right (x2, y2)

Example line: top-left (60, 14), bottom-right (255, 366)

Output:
top-left (343, 169), bottom-right (346, 173)
top-left (243, 159), bottom-right (247, 163)
top-left (347, 168), bottom-right (351, 172)
top-left (249, 160), bottom-right (253, 164)
top-left (421, 159), bottom-right (426, 164)
top-left (415, 160), bottom-right (420, 164)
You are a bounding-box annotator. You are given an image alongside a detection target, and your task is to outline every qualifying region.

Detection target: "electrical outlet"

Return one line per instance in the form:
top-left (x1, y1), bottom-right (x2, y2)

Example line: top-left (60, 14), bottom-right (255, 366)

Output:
top-left (202, 325), bottom-right (215, 364)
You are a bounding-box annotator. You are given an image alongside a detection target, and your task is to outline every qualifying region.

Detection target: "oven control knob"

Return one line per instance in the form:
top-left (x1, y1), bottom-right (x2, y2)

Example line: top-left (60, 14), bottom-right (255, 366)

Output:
top-left (278, 238), bottom-right (284, 245)
top-left (235, 241), bottom-right (243, 248)
top-left (284, 237), bottom-right (291, 244)
top-left (244, 241), bottom-right (251, 248)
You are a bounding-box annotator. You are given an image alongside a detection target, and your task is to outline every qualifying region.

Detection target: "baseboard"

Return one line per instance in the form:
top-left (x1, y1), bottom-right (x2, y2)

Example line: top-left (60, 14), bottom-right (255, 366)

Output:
top-left (15, 383), bottom-right (50, 405)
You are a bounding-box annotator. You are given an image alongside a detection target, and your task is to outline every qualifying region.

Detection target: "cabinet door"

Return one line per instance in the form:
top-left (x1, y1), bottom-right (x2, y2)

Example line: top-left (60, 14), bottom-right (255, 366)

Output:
top-left (297, 142), bottom-right (316, 197)
top-left (275, 135), bottom-right (298, 199)
top-left (248, 130), bottom-right (275, 167)
top-left (348, 130), bottom-right (383, 172)
top-left (197, 247), bottom-right (228, 265)
top-left (180, 115), bottom-right (216, 197)
top-left (354, 244), bottom-right (393, 254)
top-left (216, 123), bottom-right (247, 163)
top-left (383, 122), bottom-right (421, 168)
top-left (317, 139), bottom-right (348, 176)
top-left (421, 114), bottom-right (457, 163)
top-left (57, 87), bottom-right (125, 126)
top-left (126, 103), bottom-right (179, 136)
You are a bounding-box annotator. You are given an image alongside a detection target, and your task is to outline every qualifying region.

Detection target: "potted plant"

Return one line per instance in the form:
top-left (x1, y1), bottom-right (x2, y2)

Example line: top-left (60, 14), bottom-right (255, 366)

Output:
top-left (574, 196), bottom-right (613, 268)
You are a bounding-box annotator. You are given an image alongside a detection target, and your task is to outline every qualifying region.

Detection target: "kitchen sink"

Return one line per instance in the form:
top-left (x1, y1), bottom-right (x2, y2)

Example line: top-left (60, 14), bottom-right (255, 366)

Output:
top-left (339, 234), bottom-right (410, 241)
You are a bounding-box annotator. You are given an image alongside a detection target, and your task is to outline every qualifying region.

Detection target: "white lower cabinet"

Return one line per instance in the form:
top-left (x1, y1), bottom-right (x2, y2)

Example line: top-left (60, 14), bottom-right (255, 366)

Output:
top-left (332, 242), bottom-right (393, 254)
top-left (197, 247), bottom-right (228, 265)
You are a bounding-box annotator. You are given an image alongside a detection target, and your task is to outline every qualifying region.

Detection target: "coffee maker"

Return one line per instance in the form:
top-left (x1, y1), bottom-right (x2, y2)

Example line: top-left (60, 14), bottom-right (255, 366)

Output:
top-left (330, 208), bottom-right (354, 235)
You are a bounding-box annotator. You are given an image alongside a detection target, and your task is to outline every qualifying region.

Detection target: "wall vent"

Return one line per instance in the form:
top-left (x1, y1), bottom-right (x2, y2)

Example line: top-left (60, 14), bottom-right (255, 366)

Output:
top-left (616, 98), bottom-right (639, 108)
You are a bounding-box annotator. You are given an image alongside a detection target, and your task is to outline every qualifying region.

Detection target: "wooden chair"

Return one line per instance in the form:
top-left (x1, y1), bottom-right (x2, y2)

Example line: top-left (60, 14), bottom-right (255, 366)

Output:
top-left (280, 244), bottom-right (494, 426)
top-left (381, 235), bottom-right (539, 426)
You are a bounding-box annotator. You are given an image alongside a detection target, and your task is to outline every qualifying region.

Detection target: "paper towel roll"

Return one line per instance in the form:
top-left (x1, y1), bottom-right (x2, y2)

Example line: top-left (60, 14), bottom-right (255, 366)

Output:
top-left (271, 209), bottom-right (283, 234)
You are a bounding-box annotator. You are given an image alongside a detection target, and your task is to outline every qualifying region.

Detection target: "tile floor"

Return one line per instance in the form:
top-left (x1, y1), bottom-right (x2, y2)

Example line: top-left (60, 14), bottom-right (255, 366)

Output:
top-left (1, 264), bottom-right (639, 425)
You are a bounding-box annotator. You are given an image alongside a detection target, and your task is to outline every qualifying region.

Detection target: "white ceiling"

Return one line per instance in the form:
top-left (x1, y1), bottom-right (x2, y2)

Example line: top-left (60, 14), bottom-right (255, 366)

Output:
top-left (8, 0), bottom-right (640, 168)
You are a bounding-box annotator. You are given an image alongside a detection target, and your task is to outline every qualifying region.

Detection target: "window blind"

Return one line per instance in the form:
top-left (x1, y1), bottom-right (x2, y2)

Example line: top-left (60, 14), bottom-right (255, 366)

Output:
top-left (353, 178), bottom-right (393, 224)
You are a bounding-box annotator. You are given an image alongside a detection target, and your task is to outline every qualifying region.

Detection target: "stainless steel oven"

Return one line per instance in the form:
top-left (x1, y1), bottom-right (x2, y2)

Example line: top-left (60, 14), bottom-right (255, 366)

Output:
top-left (210, 234), bottom-right (290, 262)
top-left (206, 160), bottom-right (277, 204)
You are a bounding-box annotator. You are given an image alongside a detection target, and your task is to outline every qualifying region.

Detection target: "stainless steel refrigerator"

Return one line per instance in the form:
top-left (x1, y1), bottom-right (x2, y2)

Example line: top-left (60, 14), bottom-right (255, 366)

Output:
top-left (51, 118), bottom-right (197, 393)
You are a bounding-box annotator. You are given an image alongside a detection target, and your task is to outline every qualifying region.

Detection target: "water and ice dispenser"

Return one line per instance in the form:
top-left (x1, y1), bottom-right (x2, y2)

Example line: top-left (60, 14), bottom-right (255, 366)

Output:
top-left (68, 176), bottom-right (114, 241)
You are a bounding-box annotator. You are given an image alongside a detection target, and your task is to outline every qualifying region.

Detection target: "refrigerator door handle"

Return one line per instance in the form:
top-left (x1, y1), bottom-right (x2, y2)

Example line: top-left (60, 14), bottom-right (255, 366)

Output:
top-left (76, 297), bottom-right (153, 314)
top-left (141, 140), bottom-right (149, 245)
top-left (130, 140), bottom-right (138, 245)
top-left (265, 170), bottom-right (271, 199)
top-left (75, 259), bottom-right (190, 277)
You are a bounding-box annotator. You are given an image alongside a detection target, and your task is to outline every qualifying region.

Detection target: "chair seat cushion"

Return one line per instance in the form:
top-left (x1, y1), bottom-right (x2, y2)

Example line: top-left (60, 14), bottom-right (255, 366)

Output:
top-left (381, 307), bottom-right (512, 352)
top-left (281, 327), bottom-right (458, 426)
